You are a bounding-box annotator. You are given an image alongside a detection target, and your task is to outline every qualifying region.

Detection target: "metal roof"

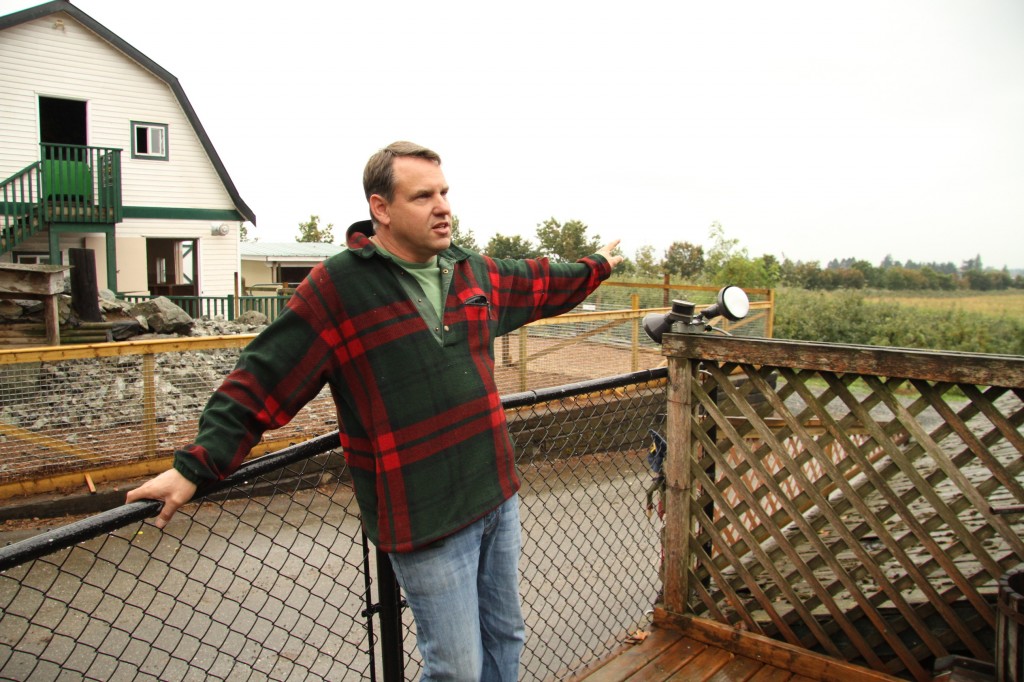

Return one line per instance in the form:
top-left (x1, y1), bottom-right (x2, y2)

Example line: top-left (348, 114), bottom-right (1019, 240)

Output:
top-left (240, 242), bottom-right (340, 259)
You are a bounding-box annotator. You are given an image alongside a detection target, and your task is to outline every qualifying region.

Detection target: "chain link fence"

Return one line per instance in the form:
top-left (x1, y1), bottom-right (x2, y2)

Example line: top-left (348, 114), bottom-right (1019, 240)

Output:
top-left (1, 304), bottom-right (650, 493)
top-left (0, 288), bottom-right (770, 678)
top-left (0, 368), bottom-right (668, 680)
top-left (0, 291), bottom-right (770, 495)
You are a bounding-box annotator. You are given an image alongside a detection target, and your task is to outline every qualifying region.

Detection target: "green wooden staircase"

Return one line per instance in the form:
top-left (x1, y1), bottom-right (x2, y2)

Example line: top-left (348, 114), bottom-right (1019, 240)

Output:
top-left (1, 144), bottom-right (122, 259)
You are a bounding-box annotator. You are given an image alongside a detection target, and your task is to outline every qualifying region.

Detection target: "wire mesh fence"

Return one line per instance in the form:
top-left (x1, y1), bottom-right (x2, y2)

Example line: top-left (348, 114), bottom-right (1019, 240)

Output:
top-left (1, 294), bottom-right (752, 492)
top-left (0, 369), bottom-right (668, 681)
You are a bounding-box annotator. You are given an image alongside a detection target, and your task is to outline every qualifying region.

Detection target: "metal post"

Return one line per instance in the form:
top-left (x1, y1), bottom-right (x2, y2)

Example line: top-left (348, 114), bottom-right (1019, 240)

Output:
top-left (361, 534), bottom-right (378, 682)
top-left (376, 549), bottom-right (405, 682)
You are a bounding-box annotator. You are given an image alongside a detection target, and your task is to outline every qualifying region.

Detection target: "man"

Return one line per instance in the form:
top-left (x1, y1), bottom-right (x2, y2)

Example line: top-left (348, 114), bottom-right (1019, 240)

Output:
top-left (127, 141), bottom-right (622, 680)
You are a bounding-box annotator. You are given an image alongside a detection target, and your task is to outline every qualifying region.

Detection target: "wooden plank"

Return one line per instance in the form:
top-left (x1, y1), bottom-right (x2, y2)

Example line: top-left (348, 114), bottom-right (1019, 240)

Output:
top-left (688, 380), bottom-right (894, 670)
top-left (685, 478), bottom-right (842, 657)
top-left (0, 457), bottom-right (173, 503)
top-left (0, 263), bottom-right (70, 296)
top-left (701, 654), bottom-right (770, 681)
top-left (747, 668), bottom-right (796, 681)
top-left (778, 367), bottom-right (997, 653)
top-left (0, 334), bottom-right (254, 365)
top-left (663, 356), bottom-right (696, 613)
top-left (823, 374), bottom-right (1004, 579)
top-left (662, 644), bottom-right (734, 679)
top-left (726, 365), bottom-right (957, 662)
top-left (0, 430), bottom-right (298, 502)
top-left (662, 334), bottom-right (1024, 388)
top-left (575, 627), bottom-right (700, 682)
top-left (663, 614), bottom-right (907, 682)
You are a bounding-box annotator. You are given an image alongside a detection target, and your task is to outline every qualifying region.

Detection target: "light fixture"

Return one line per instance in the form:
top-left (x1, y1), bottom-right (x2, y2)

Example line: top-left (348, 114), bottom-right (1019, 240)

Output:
top-left (642, 285), bottom-right (750, 344)
top-left (210, 223), bottom-right (229, 236)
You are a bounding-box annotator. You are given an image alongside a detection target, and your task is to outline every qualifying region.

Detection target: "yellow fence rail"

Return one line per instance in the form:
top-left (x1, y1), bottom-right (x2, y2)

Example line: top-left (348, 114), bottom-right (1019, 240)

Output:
top-left (0, 296), bottom-right (773, 500)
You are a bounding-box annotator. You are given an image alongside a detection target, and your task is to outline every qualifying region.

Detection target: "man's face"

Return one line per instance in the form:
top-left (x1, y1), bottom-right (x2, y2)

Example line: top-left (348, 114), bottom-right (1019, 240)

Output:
top-left (372, 156), bottom-right (452, 263)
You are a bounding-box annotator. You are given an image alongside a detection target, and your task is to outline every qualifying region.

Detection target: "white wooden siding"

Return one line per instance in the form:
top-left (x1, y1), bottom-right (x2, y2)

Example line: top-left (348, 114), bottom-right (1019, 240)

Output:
top-left (3, 222), bottom-right (241, 297)
top-left (241, 259), bottom-right (277, 291)
top-left (0, 13), bottom-right (236, 211)
top-left (1, 11), bottom-right (246, 297)
top-left (115, 219), bottom-right (242, 297)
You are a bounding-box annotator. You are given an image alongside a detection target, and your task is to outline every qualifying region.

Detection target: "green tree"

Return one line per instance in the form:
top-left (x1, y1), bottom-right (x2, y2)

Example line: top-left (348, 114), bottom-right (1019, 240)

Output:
top-left (919, 266), bottom-right (956, 290)
top-left (848, 259), bottom-right (881, 288)
top-left (712, 254), bottom-right (780, 288)
top-left (296, 214), bottom-right (335, 243)
top-left (614, 256), bottom-right (637, 276)
top-left (535, 217), bottom-right (601, 263)
top-left (632, 245), bottom-right (661, 277)
top-left (831, 267), bottom-right (867, 289)
top-left (700, 222), bottom-right (780, 288)
top-left (961, 254), bottom-right (983, 273)
top-left (662, 241), bottom-right (704, 279)
top-left (704, 221), bottom-right (743, 275)
top-left (449, 215), bottom-right (480, 252)
top-left (240, 223), bottom-right (254, 242)
top-left (484, 233), bottom-right (541, 260)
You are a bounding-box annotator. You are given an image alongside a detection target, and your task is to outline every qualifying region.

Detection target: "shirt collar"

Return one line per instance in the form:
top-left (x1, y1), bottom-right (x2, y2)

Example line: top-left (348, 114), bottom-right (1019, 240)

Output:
top-left (346, 220), bottom-right (377, 259)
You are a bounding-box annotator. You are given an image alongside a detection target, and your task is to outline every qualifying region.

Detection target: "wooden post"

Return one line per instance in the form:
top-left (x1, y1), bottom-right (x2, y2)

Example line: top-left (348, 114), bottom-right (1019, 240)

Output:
top-left (69, 248), bottom-right (102, 323)
top-left (519, 328), bottom-right (529, 392)
top-left (42, 296), bottom-right (60, 347)
top-left (630, 293), bottom-right (640, 372)
top-left (663, 354), bottom-right (695, 615)
top-left (0, 264), bottom-right (71, 347)
top-left (501, 335), bottom-right (512, 367)
top-left (233, 272), bottom-right (240, 320)
top-left (142, 354), bottom-right (157, 458)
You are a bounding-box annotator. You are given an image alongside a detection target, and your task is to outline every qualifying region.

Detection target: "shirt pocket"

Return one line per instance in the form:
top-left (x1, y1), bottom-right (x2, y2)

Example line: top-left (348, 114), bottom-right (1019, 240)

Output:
top-left (446, 292), bottom-right (497, 349)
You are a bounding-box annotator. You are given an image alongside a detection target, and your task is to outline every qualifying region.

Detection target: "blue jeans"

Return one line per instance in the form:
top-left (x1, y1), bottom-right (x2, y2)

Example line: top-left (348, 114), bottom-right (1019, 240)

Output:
top-left (388, 494), bottom-right (525, 681)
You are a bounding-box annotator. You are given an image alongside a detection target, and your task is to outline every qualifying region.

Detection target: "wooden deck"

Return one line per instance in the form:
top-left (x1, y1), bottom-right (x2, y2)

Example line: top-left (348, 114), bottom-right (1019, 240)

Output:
top-left (572, 614), bottom-right (906, 682)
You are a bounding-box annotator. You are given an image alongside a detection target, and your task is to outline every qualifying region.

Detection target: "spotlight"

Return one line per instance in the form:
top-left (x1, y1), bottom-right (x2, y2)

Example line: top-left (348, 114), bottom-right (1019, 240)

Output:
top-left (642, 286), bottom-right (750, 344)
top-left (701, 285), bottom-right (750, 322)
top-left (642, 299), bottom-right (697, 345)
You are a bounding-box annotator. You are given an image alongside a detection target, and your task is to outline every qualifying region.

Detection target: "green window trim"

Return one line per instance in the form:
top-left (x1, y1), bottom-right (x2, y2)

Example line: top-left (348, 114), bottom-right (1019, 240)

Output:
top-left (122, 206), bottom-right (245, 221)
top-left (130, 121), bottom-right (169, 160)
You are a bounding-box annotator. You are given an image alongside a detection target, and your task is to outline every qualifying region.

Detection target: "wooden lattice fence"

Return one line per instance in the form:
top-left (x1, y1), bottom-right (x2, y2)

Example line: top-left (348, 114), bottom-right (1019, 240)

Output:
top-left (659, 334), bottom-right (1024, 681)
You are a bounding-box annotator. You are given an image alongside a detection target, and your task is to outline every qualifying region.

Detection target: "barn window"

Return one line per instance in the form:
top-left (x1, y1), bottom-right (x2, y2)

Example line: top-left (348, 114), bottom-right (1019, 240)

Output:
top-left (131, 121), bottom-right (168, 160)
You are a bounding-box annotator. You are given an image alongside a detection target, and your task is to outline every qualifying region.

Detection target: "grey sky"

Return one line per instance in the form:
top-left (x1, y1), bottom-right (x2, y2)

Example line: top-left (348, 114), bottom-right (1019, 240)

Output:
top-left (4, 0), bottom-right (1023, 268)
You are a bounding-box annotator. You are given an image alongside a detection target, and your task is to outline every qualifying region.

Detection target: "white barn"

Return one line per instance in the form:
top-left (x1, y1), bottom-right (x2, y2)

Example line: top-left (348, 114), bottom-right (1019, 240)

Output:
top-left (0, 1), bottom-right (255, 297)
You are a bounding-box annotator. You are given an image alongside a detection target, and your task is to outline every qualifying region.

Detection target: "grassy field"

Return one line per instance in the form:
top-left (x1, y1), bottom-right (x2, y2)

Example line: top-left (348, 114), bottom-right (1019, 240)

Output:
top-left (864, 289), bottom-right (1024, 321)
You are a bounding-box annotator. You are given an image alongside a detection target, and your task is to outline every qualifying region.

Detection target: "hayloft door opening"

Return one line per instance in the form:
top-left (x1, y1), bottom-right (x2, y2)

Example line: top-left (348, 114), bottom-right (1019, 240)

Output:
top-left (39, 96), bottom-right (87, 155)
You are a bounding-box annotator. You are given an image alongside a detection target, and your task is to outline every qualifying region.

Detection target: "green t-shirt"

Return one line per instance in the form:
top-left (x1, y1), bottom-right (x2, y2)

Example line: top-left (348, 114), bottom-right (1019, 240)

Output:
top-left (373, 241), bottom-right (451, 341)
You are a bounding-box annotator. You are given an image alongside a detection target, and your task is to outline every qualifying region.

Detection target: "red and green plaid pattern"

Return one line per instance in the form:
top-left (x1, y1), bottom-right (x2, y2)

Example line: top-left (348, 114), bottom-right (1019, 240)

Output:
top-left (174, 221), bottom-right (612, 552)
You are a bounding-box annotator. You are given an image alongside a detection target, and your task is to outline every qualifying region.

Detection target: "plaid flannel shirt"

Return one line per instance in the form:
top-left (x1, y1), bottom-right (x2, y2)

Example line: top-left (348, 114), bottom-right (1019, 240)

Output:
top-left (174, 220), bottom-right (613, 552)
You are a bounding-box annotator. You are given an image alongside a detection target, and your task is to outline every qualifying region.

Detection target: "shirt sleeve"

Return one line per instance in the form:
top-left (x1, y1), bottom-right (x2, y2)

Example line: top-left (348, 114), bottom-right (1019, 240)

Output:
top-left (488, 251), bottom-right (612, 337)
top-left (173, 270), bottom-right (339, 485)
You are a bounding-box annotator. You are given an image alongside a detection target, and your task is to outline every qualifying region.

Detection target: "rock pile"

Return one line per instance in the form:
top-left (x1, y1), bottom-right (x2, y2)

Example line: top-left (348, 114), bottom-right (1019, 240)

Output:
top-left (0, 293), bottom-right (272, 447)
top-left (0, 288), bottom-right (271, 341)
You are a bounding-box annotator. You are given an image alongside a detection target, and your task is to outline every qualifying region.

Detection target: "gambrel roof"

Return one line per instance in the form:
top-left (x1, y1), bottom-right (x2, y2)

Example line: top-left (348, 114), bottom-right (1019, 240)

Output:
top-left (0, 0), bottom-right (256, 225)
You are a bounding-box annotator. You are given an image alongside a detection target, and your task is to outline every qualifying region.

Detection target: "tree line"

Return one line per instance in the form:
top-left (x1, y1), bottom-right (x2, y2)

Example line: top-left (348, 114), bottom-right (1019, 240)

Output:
top-left (283, 214), bottom-right (1022, 292)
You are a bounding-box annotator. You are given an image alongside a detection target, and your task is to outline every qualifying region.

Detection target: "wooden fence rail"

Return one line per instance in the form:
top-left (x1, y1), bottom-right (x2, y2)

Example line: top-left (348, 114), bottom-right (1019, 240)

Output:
top-left (660, 334), bottom-right (1024, 681)
top-left (0, 302), bottom-right (773, 499)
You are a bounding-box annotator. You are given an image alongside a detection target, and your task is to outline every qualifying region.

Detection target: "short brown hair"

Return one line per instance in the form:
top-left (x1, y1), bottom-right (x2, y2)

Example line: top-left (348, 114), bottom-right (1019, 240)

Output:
top-left (363, 141), bottom-right (442, 202)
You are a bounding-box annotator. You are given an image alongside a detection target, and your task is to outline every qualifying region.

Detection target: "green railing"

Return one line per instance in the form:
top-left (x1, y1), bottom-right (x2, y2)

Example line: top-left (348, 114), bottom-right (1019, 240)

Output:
top-left (0, 144), bottom-right (122, 256)
top-left (118, 294), bottom-right (291, 321)
top-left (0, 163), bottom-right (41, 254)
